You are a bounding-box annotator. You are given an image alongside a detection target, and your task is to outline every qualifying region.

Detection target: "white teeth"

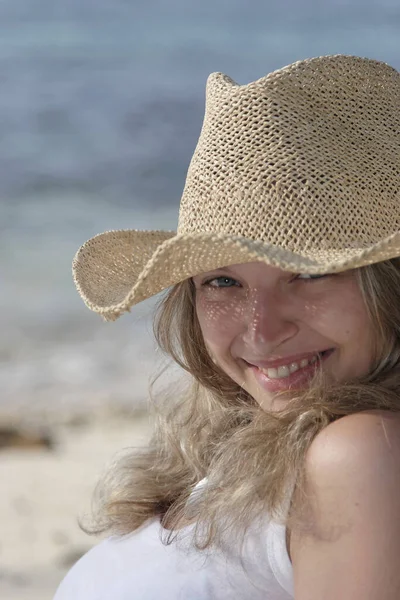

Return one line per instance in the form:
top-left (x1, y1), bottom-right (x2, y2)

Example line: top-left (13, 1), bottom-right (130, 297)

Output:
top-left (266, 367), bottom-right (278, 379)
top-left (261, 354), bottom-right (320, 380)
top-left (277, 365), bottom-right (290, 378)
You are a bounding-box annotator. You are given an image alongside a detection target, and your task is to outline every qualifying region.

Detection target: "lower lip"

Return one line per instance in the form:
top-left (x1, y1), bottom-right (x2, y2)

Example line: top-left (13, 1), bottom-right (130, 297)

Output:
top-left (247, 350), bottom-right (334, 393)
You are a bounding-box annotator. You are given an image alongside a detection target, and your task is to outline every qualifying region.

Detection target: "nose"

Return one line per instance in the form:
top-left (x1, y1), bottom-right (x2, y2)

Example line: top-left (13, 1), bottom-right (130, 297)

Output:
top-left (241, 287), bottom-right (298, 350)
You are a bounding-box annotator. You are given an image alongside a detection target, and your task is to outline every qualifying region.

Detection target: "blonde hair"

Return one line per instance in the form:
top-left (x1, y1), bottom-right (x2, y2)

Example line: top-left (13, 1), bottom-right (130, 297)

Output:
top-left (88, 258), bottom-right (400, 547)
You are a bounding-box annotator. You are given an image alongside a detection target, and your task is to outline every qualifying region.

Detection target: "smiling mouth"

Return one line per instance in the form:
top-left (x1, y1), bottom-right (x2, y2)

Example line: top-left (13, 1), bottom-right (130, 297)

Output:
top-left (249, 349), bottom-right (334, 381)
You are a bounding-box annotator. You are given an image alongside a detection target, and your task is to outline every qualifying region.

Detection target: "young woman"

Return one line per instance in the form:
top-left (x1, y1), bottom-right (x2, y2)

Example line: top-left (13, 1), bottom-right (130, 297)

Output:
top-left (55, 55), bottom-right (400, 599)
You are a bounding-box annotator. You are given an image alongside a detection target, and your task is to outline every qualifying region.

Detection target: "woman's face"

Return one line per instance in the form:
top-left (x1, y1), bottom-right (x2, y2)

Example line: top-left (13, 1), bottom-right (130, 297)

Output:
top-left (193, 262), bottom-right (375, 411)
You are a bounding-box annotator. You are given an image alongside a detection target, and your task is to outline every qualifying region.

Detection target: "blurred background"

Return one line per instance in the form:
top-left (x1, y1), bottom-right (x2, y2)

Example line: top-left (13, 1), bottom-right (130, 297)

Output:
top-left (1, 0), bottom-right (399, 598)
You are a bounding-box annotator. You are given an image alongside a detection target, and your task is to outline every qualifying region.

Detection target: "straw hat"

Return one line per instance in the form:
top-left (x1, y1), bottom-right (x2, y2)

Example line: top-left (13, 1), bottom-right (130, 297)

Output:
top-left (73, 54), bottom-right (400, 321)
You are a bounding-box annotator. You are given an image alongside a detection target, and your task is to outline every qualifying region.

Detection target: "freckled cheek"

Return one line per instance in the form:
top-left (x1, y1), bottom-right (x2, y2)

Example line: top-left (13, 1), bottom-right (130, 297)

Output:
top-left (305, 298), bottom-right (371, 346)
top-left (336, 308), bottom-right (373, 355)
top-left (196, 298), bottom-right (245, 354)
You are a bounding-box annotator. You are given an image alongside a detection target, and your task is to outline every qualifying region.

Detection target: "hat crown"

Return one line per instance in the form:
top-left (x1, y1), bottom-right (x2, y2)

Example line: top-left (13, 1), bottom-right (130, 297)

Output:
top-left (178, 55), bottom-right (400, 259)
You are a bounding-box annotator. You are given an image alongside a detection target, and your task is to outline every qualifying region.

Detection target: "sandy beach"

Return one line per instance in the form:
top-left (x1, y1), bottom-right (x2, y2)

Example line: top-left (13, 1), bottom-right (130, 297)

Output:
top-left (1, 409), bottom-right (152, 600)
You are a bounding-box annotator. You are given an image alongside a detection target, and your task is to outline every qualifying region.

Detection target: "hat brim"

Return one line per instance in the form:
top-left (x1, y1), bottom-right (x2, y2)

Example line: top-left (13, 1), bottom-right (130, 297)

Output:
top-left (73, 228), bottom-right (400, 321)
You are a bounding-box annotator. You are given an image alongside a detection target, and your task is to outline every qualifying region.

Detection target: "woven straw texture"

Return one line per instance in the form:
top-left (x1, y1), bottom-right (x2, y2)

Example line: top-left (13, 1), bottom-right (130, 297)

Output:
top-left (73, 55), bottom-right (400, 321)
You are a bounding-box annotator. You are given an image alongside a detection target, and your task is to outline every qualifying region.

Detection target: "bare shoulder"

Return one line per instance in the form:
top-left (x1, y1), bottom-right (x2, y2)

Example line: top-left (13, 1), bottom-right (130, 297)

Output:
top-left (299, 409), bottom-right (400, 523)
top-left (305, 409), bottom-right (400, 479)
top-left (290, 410), bottom-right (400, 598)
top-left (306, 410), bottom-right (400, 475)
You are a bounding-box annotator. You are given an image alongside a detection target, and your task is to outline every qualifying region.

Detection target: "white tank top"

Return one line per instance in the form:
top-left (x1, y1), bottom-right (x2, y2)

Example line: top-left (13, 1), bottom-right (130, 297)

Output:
top-left (54, 483), bottom-right (294, 600)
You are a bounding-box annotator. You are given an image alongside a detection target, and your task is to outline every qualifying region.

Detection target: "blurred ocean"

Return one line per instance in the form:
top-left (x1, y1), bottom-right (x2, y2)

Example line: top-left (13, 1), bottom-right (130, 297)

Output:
top-left (2, 0), bottom-right (400, 417)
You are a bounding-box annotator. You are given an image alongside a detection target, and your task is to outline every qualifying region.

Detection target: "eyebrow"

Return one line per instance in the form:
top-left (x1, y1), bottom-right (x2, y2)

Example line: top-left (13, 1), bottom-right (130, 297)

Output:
top-left (191, 266), bottom-right (236, 282)
top-left (205, 266), bottom-right (235, 274)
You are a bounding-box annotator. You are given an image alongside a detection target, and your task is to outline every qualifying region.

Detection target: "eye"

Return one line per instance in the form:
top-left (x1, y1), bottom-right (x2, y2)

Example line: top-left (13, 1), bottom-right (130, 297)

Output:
top-left (202, 276), bottom-right (240, 288)
top-left (294, 273), bottom-right (329, 282)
